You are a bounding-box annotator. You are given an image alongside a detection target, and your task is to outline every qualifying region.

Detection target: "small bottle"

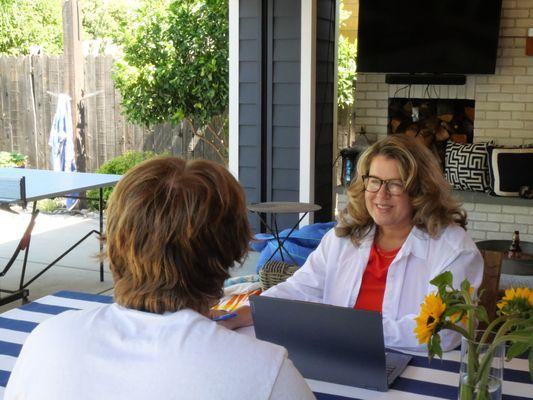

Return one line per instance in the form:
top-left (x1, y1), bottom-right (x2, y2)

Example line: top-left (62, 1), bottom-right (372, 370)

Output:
top-left (508, 230), bottom-right (522, 258)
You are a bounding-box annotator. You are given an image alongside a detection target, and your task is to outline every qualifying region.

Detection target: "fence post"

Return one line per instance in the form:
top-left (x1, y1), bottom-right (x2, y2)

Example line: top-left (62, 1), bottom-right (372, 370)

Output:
top-left (62, 0), bottom-right (86, 173)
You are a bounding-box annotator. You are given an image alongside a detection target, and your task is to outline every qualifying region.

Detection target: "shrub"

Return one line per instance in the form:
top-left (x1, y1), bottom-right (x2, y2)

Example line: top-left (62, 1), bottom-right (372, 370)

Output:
top-left (0, 151), bottom-right (27, 167)
top-left (87, 151), bottom-right (160, 210)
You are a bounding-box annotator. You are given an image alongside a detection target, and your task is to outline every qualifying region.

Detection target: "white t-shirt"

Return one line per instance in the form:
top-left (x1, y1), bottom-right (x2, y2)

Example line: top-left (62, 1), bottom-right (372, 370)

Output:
top-left (5, 304), bottom-right (315, 400)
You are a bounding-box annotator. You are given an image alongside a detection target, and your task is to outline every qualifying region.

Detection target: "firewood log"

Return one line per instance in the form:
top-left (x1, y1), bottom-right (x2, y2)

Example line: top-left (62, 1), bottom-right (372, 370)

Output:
top-left (390, 118), bottom-right (402, 133)
top-left (437, 113), bottom-right (453, 123)
top-left (450, 134), bottom-right (467, 143)
top-left (435, 125), bottom-right (450, 142)
top-left (465, 107), bottom-right (475, 122)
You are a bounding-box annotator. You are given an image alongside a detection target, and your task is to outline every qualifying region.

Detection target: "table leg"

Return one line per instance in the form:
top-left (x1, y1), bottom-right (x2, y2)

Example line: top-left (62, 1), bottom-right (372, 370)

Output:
top-left (255, 212), bottom-right (308, 266)
top-left (0, 202), bottom-right (38, 305)
top-left (18, 202), bottom-right (38, 300)
top-left (272, 215), bottom-right (285, 262)
top-left (99, 188), bottom-right (104, 282)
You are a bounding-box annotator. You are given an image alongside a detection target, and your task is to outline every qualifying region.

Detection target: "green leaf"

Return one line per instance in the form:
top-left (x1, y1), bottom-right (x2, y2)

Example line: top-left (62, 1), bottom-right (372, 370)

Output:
top-left (506, 342), bottom-right (530, 360)
top-left (428, 334), bottom-right (443, 361)
top-left (474, 306), bottom-right (489, 324)
top-left (529, 348), bottom-right (533, 381)
top-left (460, 279), bottom-right (471, 292)
top-left (430, 271), bottom-right (453, 289)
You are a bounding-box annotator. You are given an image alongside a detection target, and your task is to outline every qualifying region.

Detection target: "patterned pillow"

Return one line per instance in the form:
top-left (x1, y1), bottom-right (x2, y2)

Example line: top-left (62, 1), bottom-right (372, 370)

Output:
top-left (487, 145), bottom-right (533, 196)
top-left (444, 141), bottom-right (490, 192)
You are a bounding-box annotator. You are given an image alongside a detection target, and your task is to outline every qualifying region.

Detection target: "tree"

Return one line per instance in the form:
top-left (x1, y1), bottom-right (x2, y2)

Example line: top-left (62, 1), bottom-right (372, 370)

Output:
top-left (80, 0), bottom-right (140, 52)
top-left (0, 0), bottom-right (136, 56)
top-left (113, 0), bottom-right (229, 162)
top-left (337, 3), bottom-right (357, 111)
top-left (0, 0), bottom-right (63, 55)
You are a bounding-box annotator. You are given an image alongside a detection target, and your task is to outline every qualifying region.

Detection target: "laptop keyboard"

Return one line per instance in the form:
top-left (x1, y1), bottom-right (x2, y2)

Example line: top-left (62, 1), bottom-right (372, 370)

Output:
top-left (385, 362), bottom-right (396, 377)
top-left (385, 353), bottom-right (396, 377)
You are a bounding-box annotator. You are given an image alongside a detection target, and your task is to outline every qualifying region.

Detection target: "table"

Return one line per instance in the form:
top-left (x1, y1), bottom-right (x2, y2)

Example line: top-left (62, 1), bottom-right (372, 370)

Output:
top-left (0, 168), bottom-right (121, 305)
top-left (0, 291), bottom-right (530, 399)
top-left (248, 202), bottom-right (321, 265)
top-left (476, 240), bottom-right (533, 290)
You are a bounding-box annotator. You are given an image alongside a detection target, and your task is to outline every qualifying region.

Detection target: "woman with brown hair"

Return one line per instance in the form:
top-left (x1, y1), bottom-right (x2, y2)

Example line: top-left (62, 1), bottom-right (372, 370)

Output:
top-left (5, 157), bottom-right (314, 400)
top-left (225, 135), bottom-right (483, 352)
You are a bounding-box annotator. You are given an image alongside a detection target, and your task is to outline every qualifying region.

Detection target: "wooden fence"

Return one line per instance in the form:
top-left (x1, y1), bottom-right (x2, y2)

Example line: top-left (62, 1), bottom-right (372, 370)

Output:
top-left (0, 55), bottom-right (223, 171)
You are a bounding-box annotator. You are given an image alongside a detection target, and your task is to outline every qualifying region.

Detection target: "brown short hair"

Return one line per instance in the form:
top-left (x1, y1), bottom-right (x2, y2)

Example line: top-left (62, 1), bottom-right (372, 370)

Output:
top-left (105, 157), bottom-right (251, 314)
top-left (336, 134), bottom-right (466, 243)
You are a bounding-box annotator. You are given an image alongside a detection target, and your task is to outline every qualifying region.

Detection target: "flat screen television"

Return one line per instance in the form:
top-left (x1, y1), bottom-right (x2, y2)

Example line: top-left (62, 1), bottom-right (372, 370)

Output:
top-left (357, 0), bottom-right (503, 74)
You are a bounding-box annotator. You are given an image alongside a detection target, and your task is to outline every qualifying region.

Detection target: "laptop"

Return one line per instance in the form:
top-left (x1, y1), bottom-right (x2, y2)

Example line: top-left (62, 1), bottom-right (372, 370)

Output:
top-left (249, 295), bottom-right (412, 392)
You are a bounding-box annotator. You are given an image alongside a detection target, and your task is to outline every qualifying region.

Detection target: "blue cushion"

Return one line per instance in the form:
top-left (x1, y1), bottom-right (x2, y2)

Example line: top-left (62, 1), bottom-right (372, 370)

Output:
top-left (251, 222), bottom-right (336, 272)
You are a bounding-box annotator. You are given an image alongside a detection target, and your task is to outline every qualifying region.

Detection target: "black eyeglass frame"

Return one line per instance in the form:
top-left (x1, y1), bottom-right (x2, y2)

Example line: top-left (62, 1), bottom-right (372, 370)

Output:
top-left (362, 175), bottom-right (406, 196)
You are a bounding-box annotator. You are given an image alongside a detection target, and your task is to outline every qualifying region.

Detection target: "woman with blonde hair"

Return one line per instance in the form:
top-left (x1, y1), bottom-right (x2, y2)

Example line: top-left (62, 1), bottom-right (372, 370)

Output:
top-left (225, 135), bottom-right (483, 352)
top-left (5, 157), bottom-right (314, 400)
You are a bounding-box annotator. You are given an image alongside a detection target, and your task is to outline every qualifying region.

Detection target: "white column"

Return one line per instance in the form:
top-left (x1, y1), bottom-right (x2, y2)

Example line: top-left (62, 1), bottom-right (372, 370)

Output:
top-left (228, 0), bottom-right (239, 178)
top-left (299, 0), bottom-right (317, 225)
top-left (332, 0), bottom-right (340, 215)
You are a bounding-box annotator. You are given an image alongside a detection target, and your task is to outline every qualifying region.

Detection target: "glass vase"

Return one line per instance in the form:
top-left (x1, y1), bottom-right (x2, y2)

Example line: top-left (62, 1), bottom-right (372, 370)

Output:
top-left (458, 334), bottom-right (505, 400)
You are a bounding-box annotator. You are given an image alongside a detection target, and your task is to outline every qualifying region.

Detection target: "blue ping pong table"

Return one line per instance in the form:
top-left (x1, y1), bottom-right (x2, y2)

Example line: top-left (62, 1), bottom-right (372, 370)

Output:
top-left (0, 168), bottom-right (121, 306)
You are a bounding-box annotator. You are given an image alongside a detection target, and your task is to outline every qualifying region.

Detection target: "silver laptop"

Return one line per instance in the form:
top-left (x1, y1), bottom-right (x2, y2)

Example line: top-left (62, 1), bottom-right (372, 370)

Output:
top-left (250, 295), bottom-right (412, 392)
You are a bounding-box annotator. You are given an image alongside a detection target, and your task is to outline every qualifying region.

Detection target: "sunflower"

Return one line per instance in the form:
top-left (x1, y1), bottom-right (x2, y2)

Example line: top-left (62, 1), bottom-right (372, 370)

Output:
top-left (449, 287), bottom-right (474, 325)
top-left (414, 293), bottom-right (447, 344)
top-left (497, 287), bottom-right (533, 315)
top-left (449, 310), bottom-right (467, 326)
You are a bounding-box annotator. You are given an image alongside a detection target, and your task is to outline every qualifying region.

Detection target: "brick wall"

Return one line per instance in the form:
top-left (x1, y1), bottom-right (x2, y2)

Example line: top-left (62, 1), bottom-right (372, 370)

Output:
top-left (464, 203), bottom-right (533, 242)
top-left (341, 0), bottom-right (533, 243)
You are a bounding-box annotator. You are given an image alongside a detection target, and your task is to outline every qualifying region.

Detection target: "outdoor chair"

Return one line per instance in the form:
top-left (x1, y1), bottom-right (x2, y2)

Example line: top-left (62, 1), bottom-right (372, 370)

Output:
top-left (476, 239), bottom-right (533, 321)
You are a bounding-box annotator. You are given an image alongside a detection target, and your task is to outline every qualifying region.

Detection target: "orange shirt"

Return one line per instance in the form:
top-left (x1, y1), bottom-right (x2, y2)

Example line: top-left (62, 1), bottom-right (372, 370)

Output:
top-left (354, 242), bottom-right (400, 313)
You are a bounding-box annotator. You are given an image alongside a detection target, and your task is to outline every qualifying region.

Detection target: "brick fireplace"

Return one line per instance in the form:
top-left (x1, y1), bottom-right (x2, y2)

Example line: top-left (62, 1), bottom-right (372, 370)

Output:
top-left (338, 0), bottom-right (533, 242)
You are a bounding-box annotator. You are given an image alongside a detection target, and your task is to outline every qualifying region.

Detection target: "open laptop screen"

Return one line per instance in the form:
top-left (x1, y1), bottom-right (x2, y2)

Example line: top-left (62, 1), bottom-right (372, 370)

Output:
top-left (250, 295), bottom-right (410, 391)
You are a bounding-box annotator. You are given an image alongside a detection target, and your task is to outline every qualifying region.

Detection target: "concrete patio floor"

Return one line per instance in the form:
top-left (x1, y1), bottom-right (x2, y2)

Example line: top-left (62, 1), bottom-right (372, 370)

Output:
top-left (0, 208), bottom-right (258, 313)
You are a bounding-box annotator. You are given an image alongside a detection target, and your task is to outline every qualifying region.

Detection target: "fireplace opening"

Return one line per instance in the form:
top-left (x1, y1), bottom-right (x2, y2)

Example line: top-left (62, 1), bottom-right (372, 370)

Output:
top-left (388, 98), bottom-right (475, 166)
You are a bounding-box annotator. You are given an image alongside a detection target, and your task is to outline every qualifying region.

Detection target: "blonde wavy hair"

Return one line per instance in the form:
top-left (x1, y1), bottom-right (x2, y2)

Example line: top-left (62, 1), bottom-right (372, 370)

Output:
top-left (336, 134), bottom-right (466, 243)
top-left (104, 157), bottom-right (251, 314)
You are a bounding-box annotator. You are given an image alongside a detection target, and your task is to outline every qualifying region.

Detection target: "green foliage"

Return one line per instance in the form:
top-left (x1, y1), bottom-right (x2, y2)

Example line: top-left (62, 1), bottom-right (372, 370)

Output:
top-left (0, 0), bottom-right (138, 56)
top-left (37, 198), bottom-right (63, 213)
top-left (337, 36), bottom-right (357, 110)
top-left (0, 0), bottom-right (63, 55)
top-left (80, 0), bottom-right (139, 52)
top-left (113, 0), bottom-right (229, 128)
top-left (87, 151), bottom-right (159, 210)
top-left (0, 151), bottom-right (27, 167)
top-left (337, 2), bottom-right (357, 110)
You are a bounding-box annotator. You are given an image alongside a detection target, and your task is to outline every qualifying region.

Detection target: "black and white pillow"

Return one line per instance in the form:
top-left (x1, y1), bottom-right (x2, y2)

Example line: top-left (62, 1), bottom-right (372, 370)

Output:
top-left (444, 141), bottom-right (491, 192)
top-left (487, 146), bottom-right (533, 196)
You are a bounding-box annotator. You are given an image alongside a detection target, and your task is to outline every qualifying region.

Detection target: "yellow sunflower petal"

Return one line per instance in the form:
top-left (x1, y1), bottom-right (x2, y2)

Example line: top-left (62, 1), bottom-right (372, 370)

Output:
top-left (413, 293), bottom-right (446, 344)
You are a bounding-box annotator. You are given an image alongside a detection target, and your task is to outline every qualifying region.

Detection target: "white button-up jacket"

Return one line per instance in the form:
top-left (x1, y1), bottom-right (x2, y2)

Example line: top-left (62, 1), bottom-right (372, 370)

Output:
top-left (262, 224), bottom-right (484, 352)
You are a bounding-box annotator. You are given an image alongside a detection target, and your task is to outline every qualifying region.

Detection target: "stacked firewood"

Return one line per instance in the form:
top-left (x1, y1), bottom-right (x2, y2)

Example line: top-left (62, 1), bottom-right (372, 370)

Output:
top-left (388, 99), bottom-right (475, 167)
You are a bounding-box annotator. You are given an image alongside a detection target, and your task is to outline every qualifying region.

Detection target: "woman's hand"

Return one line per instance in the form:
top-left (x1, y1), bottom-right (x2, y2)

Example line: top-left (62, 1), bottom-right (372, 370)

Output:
top-left (210, 306), bottom-right (253, 330)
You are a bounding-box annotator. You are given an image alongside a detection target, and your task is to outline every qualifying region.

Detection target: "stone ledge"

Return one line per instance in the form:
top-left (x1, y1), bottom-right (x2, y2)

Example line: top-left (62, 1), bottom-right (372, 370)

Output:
top-left (455, 190), bottom-right (533, 207)
top-left (335, 186), bottom-right (533, 207)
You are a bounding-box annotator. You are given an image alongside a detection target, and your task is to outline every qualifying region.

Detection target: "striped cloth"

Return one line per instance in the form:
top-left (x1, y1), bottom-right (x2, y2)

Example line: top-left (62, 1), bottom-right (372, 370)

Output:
top-left (0, 291), bottom-right (531, 400)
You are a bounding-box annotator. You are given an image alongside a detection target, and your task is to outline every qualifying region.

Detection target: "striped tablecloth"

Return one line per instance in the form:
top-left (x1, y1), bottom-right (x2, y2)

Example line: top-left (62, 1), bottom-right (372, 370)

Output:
top-left (0, 291), bottom-right (531, 400)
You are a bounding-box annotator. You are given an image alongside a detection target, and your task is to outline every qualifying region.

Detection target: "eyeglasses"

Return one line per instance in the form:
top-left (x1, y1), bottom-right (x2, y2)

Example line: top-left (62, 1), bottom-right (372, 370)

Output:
top-left (362, 175), bottom-right (405, 196)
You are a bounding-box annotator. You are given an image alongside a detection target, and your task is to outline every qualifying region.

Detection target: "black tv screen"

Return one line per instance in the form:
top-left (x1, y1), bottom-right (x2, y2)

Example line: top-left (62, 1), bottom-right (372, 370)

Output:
top-left (357, 0), bottom-right (502, 74)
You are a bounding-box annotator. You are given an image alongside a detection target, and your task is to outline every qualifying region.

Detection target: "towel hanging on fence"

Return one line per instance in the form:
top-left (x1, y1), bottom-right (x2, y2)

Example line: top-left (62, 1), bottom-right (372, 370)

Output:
top-left (48, 94), bottom-right (78, 209)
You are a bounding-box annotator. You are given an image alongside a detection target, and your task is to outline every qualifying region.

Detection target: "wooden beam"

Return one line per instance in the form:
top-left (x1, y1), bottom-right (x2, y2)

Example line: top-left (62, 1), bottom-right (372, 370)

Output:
top-left (62, 0), bottom-right (86, 172)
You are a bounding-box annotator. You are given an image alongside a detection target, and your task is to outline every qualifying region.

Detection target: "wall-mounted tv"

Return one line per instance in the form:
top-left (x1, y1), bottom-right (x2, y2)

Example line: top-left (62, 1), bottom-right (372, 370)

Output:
top-left (357, 0), bottom-right (503, 75)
